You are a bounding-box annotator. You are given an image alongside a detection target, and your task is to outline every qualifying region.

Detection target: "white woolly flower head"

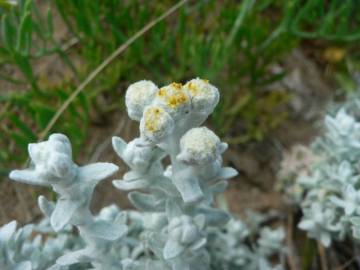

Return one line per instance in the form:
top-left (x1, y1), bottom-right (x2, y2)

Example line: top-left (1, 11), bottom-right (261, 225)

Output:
top-left (183, 78), bottom-right (219, 114)
top-left (125, 80), bottom-right (158, 121)
top-left (152, 82), bottom-right (191, 119)
top-left (177, 127), bottom-right (227, 165)
top-left (28, 133), bottom-right (75, 179)
top-left (140, 106), bottom-right (174, 142)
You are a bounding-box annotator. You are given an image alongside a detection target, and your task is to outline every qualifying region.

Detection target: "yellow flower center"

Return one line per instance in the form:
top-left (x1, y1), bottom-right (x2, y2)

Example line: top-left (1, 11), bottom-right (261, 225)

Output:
top-left (157, 82), bottom-right (189, 108)
top-left (144, 107), bottom-right (163, 133)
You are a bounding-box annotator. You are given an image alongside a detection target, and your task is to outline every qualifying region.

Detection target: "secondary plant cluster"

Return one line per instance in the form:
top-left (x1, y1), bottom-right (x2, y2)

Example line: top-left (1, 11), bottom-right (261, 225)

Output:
top-left (279, 89), bottom-right (360, 248)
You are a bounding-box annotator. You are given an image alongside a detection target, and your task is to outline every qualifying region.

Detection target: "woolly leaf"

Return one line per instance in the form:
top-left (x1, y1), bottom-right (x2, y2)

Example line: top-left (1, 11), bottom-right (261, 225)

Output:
top-left (189, 238), bottom-right (207, 251)
top-left (166, 199), bottom-right (182, 220)
top-left (199, 207), bottom-right (230, 226)
top-left (56, 249), bottom-right (89, 265)
top-left (217, 167), bottom-right (238, 179)
top-left (209, 181), bottom-right (228, 194)
top-left (51, 199), bottom-right (80, 231)
top-left (38, 195), bottom-right (55, 218)
top-left (112, 136), bottom-right (127, 159)
top-left (78, 163), bottom-right (119, 185)
top-left (113, 179), bottom-right (148, 191)
top-left (9, 169), bottom-right (48, 186)
top-left (14, 261), bottom-right (32, 270)
top-left (129, 192), bottom-right (163, 212)
top-left (0, 220), bottom-right (17, 241)
top-left (163, 239), bottom-right (185, 260)
top-left (172, 173), bottom-right (203, 204)
top-left (81, 220), bottom-right (127, 241)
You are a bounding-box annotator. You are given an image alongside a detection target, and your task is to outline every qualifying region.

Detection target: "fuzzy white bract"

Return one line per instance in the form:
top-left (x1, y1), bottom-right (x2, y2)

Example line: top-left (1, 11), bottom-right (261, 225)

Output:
top-left (140, 105), bottom-right (174, 142)
top-left (178, 127), bottom-right (226, 165)
top-left (184, 78), bottom-right (219, 114)
top-left (125, 80), bottom-right (159, 121)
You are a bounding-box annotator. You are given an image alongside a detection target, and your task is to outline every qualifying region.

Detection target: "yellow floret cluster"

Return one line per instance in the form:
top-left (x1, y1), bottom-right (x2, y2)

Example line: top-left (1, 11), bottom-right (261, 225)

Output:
top-left (157, 83), bottom-right (189, 109)
top-left (126, 78), bottom-right (219, 142)
top-left (144, 107), bottom-right (166, 133)
top-left (141, 106), bottom-right (174, 141)
top-left (183, 78), bottom-right (219, 112)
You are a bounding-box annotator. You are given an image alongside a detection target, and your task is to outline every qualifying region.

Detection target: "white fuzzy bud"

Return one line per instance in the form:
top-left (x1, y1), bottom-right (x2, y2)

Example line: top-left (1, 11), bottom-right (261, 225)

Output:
top-left (178, 127), bottom-right (227, 165)
top-left (125, 80), bottom-right (158, 121)
top-left (152, 82), bottom-right (191, 119)
top-left (140, 106), bottom-right (174, 142)
top-left (168, 215), bottom-right (199, 244)
top-left (183, 78), bottom-right (219, 114)
top-left (123, 138), bottom-right (155, 172)
top-left (28, 133), bottom-right (75, 180)
top-left (97, 204), bottom-right (121, 221)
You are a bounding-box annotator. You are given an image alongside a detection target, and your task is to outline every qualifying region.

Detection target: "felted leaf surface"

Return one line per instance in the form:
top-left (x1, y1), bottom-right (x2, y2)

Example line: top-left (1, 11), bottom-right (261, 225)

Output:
top-left (209, 181), bottom-right (228, 194)
top-left (123, 171), bottom-right (143, 181)
top-left (9, 169), bottom-right (49, 186)
top-left (166, 200), bottom-right (182, 220)
top-left (298, 220), bottom-right (315, 231)
top-left (82, 220), bottom-right (128, 240)
top-left (320, 232), bottom-right (331, 247)
top-left (152, 176), bottom-right (179, 195)
top-left (51, 199), bottom-right (80, 231)
top-left (56, 249), bottom-right (89, 265)
top-left (172, 174), bottom-right (203, 204)
top-left (217, 167), bottom-right (238, 179)
top-left (350, 216), bottom-right (360, 226)
top-left (189, 238), bottom-right (207, 251)
top-left (78, 163), bottom-right (119, 185)
top-left (148, 233), bottom-right (165, 259)
top-left (38, 195), bottom-right (55, 218)
top-left (46, 264), bottom-right (63, 270)
top-left (197, 207), bottom-right (230, 226)
top-left (113, 179), bottom-right (148, 191)
top-left (171, 257), bottom-right (190, 270)
top-left (194, 214), bottom-right (206, 229)
top-left (129, 192), bottom-right (163, 211)
top-left (14, 261), bottom-right (32, 270)
top-left (112, 136), bottom-right (127, 159)
top-left (0, 220), bottom-right (17, 242)
top-left (163, 239), bottom-right (185, 260)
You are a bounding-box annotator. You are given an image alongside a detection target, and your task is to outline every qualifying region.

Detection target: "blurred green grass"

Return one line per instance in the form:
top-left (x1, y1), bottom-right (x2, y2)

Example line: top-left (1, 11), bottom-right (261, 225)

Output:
top-left (0, 0), bottom-right (359, 175)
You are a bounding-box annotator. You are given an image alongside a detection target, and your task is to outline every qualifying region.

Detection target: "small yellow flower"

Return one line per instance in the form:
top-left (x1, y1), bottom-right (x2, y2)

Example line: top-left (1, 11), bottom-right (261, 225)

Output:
top-left (153, 82), bottom-right (191, 118)
top-left (141, 106), bottom-right (174, 141)
top-left (183, 78), bottom-right (219, 114)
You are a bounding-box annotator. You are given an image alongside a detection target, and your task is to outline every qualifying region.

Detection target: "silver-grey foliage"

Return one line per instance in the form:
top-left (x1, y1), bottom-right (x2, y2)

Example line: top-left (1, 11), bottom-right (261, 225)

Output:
top-left (279, 88), bottom-right (360, 247)
top-left (8, 78), bottom-right (285, 269)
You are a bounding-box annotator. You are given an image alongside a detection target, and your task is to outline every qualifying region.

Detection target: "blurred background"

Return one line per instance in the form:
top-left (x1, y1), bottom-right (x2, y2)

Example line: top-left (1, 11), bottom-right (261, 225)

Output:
top-left (0, 0), bottom-right (359, 235)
